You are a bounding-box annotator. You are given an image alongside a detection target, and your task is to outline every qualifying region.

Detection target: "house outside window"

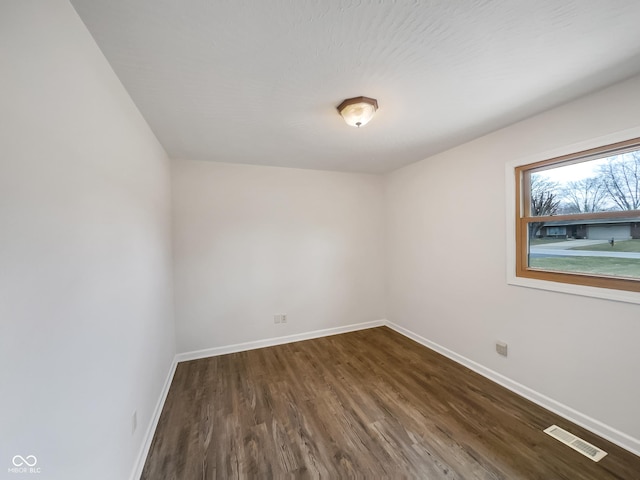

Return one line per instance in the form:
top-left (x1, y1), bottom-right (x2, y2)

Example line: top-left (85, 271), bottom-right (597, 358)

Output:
top-left (545, 226), bottom-right (566, 237)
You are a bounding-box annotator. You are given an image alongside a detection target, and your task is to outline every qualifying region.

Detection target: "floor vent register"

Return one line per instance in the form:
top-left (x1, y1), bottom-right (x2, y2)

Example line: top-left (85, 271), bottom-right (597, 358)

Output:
top-left (543, 425), bottom-right (608, 462)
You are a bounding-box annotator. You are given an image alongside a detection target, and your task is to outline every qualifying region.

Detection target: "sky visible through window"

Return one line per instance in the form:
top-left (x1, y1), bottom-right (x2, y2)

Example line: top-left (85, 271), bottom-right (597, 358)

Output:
top-left (532, 150), bottom-right (640, 214)
top-left (538, 158), bottom-right (608, 183)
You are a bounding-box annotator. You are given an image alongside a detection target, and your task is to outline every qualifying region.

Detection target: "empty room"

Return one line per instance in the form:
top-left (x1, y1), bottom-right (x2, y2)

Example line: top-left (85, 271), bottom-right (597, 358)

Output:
top-left (3, 1), bottom-right (640, 479)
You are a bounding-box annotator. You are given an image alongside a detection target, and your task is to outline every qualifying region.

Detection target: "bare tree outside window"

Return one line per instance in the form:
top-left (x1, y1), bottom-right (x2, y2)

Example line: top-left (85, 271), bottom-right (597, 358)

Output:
top-left (598, 152), bottom-right (640, 211)
top-left (529, 175), bottom-right (560, 238)
top-left (560, 177), bottom-right (607, 214)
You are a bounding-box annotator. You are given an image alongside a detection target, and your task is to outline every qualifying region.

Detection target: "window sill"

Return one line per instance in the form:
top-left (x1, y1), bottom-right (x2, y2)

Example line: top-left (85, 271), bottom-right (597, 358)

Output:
top-left (507, 273), bottom-right (640, 305)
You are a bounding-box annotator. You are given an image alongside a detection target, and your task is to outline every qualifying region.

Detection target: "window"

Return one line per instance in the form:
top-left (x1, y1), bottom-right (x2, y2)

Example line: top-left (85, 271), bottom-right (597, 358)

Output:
top-left (546, 227), bottom-right (566, 237)
top-left (515, 137), bottom-right (640, 293)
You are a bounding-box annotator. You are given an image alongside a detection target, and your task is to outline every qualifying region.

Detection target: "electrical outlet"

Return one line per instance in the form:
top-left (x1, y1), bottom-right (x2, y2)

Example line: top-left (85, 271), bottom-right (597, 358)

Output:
top-left (281, 314), bottom-right (287, 323)
top-left (274, 315), bottom-right (281, 324)
top-left (496, 341), bottom-right (508, 357)
top-left (132, 411), bottom-right (137, 435)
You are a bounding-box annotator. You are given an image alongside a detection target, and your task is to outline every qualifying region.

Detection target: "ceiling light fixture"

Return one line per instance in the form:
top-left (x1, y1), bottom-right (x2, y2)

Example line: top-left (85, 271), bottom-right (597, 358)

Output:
top-left (337, 96), bottom-right (378, 128)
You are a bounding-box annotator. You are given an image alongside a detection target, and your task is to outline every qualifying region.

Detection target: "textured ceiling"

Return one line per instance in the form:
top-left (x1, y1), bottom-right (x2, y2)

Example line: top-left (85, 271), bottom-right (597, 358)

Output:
top-left (70, 0), bottom-right (640, 173)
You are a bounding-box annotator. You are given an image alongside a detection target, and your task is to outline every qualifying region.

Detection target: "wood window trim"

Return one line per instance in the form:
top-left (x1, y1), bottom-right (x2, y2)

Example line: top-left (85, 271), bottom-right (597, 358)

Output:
top-left (514, 137), bottom-right (640, 293)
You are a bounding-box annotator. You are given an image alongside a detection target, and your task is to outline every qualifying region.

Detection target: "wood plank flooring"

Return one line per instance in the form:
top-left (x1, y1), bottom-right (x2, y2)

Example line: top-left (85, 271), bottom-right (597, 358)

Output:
top-left (141, 327), bottom-right (640, 479)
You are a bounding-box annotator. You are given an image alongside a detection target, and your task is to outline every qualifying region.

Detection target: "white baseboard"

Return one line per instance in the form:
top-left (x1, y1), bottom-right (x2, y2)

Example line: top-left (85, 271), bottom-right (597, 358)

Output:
top-left (129, 357), bottom-right (178, 480)
top-left (385, 321), bottom-right (640, 457)
top-left (175, 319), bottom-right (387, 363)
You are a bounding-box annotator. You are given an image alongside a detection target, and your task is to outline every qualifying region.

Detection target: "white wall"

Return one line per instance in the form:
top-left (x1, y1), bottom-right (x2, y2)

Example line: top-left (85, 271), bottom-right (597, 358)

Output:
top-left (0, 2), bottom-right (175, 479)
top-left (172, 160), bottom-right (385, 353)
top-left (386, 74), bottom-right (640, 451)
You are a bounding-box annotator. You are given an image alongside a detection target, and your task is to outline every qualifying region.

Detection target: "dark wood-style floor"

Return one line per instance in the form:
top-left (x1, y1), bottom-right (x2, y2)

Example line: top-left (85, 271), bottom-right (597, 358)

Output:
top-left (141, 327), bottom-right (640, 479)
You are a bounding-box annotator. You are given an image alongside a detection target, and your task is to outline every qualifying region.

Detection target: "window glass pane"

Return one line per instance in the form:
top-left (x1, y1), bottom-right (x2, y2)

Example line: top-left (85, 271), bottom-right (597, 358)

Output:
top-left (527, 218), bottom-right (640, 280)
top-left (530, 149), bottom-right (640, 215)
